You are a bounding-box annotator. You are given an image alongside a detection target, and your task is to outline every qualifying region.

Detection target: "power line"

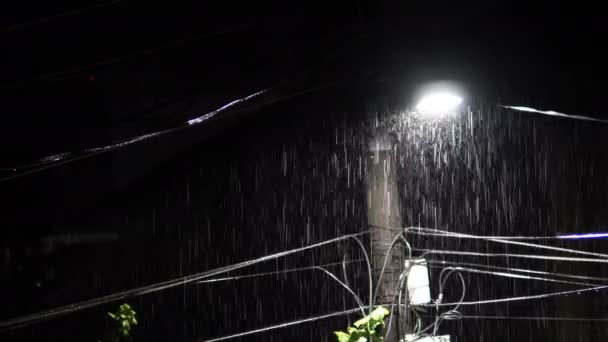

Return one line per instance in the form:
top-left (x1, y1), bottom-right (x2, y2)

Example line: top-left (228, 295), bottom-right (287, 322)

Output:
top-left (1, 0), bottom-right (124, 33)
top-left (0, 78), bottom-right (341, 184)
top-left (0, 231), bottom-right (368, 332)
top-left (195, 259), bottom-right (364, 284)
top-left (445, 315), bottom-right (608, 322)
top-left (502, 105), bottom-right (608, 124)
top-left (413, 248), bottom-right (608, 264)
top-left (427, 259), bottom-right (608, 284)
top-left (417, 285), bottom-right (608, 307)
top-left (201, 306), bottom-right (364, 342)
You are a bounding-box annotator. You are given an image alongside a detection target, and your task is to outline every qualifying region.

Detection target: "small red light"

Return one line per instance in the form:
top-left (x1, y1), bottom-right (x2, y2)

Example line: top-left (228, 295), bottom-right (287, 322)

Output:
top-left (89, 75), bottom-right (96, 81)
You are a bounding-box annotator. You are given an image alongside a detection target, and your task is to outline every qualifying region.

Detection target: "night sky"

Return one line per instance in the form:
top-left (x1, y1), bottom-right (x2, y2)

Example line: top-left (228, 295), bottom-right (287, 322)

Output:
top-left (2, 2), bottom-right (608, 342)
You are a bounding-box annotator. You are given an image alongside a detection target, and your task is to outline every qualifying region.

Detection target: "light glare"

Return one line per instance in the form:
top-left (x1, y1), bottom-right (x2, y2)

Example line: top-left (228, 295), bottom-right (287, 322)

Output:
top-left (416, 92), bottom-right (462, 115)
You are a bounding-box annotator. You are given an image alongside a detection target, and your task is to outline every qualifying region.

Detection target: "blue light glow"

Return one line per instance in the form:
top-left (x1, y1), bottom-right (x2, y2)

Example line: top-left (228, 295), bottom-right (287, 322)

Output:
top-left (557, 232), bottom-right (608, 240)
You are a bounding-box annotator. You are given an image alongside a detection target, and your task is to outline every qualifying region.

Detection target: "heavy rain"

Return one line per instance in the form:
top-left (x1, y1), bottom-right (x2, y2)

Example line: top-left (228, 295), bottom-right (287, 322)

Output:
top-left (1, 2), bottom-right (608, 342)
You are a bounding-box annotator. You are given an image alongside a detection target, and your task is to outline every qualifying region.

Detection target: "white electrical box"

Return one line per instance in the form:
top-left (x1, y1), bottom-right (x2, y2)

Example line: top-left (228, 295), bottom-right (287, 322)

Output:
top-left (404, 334), bottom-right (450, 342)
top-left (406, 258), bottom-right (431, 305)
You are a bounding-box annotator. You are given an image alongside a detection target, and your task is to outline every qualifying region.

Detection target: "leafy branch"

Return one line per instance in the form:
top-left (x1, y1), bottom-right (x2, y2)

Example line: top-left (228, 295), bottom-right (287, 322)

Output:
top-left (334, 306), bottom-right (390, 342)
top-left (101, 303), bottom-right (138, 342)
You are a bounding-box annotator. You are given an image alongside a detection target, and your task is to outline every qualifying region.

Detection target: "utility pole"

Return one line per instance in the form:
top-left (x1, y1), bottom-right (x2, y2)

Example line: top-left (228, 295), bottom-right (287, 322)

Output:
top-left (366, 122), bottom-right (404, 342)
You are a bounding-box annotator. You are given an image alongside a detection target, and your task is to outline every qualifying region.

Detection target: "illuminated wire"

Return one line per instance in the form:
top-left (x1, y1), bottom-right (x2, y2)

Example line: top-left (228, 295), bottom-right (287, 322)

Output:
top-left (342, 253), bottom-right (353, 326)
top-left (404, 227), bottom-right (608, 259)
top-left (370, 224), bottom-right (557, 240)
top-left (1, 0), bottom-right (123, 33)
top-left (433, 269), bottom-right (466, 336)
top-left (427, 259), bottom-right (608, 284)
top-left (195, 260), bottom-right (364, 284)
top-left (417, 285), bottom-right (608, 307)
top-left (450, 315), bottom-right (608, 322)
top-left (349, 235), bottom-right (373, 315)
top-left (413, 248), bottom-right (608, 264)
top-left (502, 105), bottom-right (608, 124)
top-left (0, 231), bottom-right (369, 331)
top-left (428, 265), bottom-right (602, 287)
top-left (411, 269), bottom-right (466, 338)
top-left (1, 79), bottom-right (340, 183)
top-left (0, 88), bottom-right (269, 183)
top-left (384, 267), bottom-right (409, 340)
top-left (200, 307), bottom-right (364, 342)
top-left (313, 266), bottom-right (367, 316)
top-left (373, 232), bottom-right (412, 303)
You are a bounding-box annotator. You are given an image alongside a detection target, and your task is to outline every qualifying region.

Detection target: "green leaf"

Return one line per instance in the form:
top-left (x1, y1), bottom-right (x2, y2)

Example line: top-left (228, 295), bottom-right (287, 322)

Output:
top-left (354, 337), bottom-right (368, 342)
top-left (108, 312), bottom-right (116, 319)
top-left (334, 331), bottom-right (350, 342)
top-left (369, 307), bottom-right (390, 321)
top-left (353, 315), bottom-right (370, 328)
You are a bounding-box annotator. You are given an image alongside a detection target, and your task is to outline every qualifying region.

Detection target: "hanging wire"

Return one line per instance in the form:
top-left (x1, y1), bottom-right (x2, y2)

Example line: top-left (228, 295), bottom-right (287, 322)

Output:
top-left (412, 248), bottom-right (608, 264)
top-left (200, 306), bottom-right (364, 342)
top-left (195, 259), bottom-right (364, 284)
top-left (200, 303), bottom-right (398, 342)
top-left (0, 231), bottom-right (370, 331)
top-left (0, 88), bottom-right (269, 183)
top-left (384, 266), bottom-right (408, 340)
top-left (416, 284), bottom-right (608, 307)
top-left (403, 227), bottom-right (608, 259)
top-left (372, 232), bottom-right (412, 303)
top-left (369, 225), bottom-right (565, 240)
top-left (342, 253), bottom-right (354, 327)
top-left (427, 265), bottom-right (603, 287)
top-left (349, 235), bottom-right (374, 315)
top-left (447, 315), bottom-right (608, 322)
top-left (426, 259), bottom-right (608, 284)
top-left (432, 269), bottom-right (466, 337)
top-left (502, 105), bottom-right (608, 124)
top-left (1, 0), bottom-right (123, 33)
top-left (313, 266), bottom-right (367, 316)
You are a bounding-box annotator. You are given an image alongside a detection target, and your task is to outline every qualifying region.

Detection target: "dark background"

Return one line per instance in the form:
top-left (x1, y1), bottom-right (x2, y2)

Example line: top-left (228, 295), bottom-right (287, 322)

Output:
top-left (1, 1), bottom-right (608, 341)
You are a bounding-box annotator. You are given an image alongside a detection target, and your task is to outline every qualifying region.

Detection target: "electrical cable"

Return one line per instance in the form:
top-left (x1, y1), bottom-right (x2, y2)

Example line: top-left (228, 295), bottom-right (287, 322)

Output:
top-left (313, 266), bottom-right (367, 316)
top-left (413, 248), bottom-right (608, 264)
top-left (372, 232), bottom-right (412, 303)
top-left (432, 269), bottom-right (466, 336)
top-left (416, 284), bottom-right (608, 307)
top-left (194, 259), bottom-right (364, 284)
top-left (1, 77), bottom-right (343, 184)
top-left (0, 88), bottom-right (269, 183)
top-left (0, 231), bottom-right (369, 332)
top-left (426, 259), bottom-right (608, 284)
top-left (349, 235), bottom-right (374, 315)
top-left (502, 105), bottom-right (608, 124)
top-left (427, 265), bottom-right (603, 287)
top-left (370, 224), bottom-right (560, 240)
top-left (200, 306), bottom-right (364, 342)
top-left (342, 253), bottom-right (354, 327)
top-left (448, 315), bottom-right (608, 322)
top-left (403, 227), bottom-right (608, 259)
top-left (1, 0), bottom-right (123, 33)
top-left (200, 303), bottom-right (398, 342)
top-left (384, 267), bottom-right (409, 340)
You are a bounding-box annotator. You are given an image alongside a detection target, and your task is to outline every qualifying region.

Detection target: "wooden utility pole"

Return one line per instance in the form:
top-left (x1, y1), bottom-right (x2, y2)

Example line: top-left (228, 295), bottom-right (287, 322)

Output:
top-left (366, 128), bottom-right (404, 342)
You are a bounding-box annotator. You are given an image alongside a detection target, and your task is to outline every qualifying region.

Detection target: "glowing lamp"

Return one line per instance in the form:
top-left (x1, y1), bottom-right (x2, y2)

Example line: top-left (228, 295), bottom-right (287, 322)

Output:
top-left (415, 92), bottom-right (462, 117)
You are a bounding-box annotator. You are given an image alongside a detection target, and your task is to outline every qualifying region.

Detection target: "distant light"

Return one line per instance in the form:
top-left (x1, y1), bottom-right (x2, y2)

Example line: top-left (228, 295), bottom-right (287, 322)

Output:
top-left (415, 92), bottom-right (462, 116)
top-left (557, 232), bottom-right (608, 240)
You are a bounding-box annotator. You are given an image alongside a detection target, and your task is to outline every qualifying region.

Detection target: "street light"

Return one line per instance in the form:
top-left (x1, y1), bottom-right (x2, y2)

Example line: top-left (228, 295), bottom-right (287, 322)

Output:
top-left (415, 92), bottom-right (462, 117)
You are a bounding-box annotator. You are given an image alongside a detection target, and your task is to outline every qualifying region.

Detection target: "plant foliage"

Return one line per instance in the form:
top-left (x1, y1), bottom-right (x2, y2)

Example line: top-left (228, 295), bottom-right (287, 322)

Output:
top-left (104, 303), bottom-right (138, 342)
top-left (334, 306), bottom-right (390, 342)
